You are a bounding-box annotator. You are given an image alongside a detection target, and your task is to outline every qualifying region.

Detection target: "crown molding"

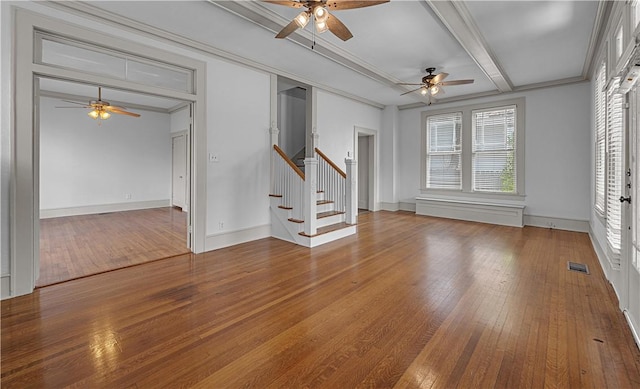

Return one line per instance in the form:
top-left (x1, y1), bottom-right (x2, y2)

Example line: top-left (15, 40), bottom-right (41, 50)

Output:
top-left (584, 0), bottom-right (613, 79)
top-left (398, 76), bottom-right (588, 111)
top-left (41, 1), bottom-right (384, 109)
top-left (39, 90), bottom-right (171, 114)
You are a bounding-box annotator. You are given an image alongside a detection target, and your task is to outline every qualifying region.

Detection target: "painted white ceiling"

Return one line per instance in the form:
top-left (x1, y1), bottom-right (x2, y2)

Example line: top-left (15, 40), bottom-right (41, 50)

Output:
top-left (42, 0), bottom-right (601, 108)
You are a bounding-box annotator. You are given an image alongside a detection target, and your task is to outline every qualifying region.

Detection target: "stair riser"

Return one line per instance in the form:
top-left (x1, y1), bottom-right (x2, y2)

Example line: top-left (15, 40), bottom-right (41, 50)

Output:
top-left (317, 214), bottom-right (344, 228)
top-left (316, 203), bottom-right (335, 213)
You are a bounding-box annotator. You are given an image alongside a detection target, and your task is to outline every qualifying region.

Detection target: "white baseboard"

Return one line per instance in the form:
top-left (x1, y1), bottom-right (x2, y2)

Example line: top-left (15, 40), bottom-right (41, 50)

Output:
top-left (40, 199), bottom-right (171, 219)
top-left (399, 202), bottom-right (416, 212)
top-left (380, 202), bottom-right (399, 211)
top-left (523, 215), bottom-right (590, 232)
top-left (205, 224), bottom-right (271, 251)
top-left (1, 274), bottom-right (10, 300)
top-left (379, 202), bottom-right (416, 212)
top-left (625, 310), bottom-right (640, 352)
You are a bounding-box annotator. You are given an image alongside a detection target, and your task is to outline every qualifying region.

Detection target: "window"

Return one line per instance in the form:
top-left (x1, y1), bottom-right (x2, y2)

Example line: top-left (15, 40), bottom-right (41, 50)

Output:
top-left (606, 77), bottom-right (624, 262)
top-left (594, 62), bottom-right (607, 216)
top-left (425, 113), bottom-right (462, 189)
top-left (421, 98), bottom-right (525, 198)
top-left (615, 25), bottom-right (624, 60)
top-left (37, 32), bottom-right (194, 93)
top-left (472, 106), bottom-right (516, 193)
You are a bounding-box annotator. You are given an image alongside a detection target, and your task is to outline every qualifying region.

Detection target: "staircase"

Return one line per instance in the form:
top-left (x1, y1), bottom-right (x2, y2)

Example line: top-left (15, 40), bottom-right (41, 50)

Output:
top-left (270, 145), bottom-right (356, 247)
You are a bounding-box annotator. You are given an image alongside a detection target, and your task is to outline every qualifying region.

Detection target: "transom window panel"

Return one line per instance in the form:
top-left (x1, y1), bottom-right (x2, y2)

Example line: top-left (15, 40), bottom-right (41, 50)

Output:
top-left (606, 77), bottom-right (623, 262)
top-left (38, 32), bottom-right (193, 93)
top-left (472, 106), bottom-right (516, 193)
top-left (426, 113), bottom-right (462, 189)
top-left (595, 62), bottom-right (607, 216)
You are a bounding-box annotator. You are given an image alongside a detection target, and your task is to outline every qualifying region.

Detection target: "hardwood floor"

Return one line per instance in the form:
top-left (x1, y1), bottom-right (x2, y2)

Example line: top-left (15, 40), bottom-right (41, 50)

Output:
top-left (38, 207), bottom-right (189, 286)
top-left (4, 211), bottom-right (640, 388)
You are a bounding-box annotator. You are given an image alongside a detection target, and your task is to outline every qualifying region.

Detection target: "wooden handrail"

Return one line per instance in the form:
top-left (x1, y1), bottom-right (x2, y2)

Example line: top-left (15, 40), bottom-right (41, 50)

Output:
top-left (315, 148), bottom-right (346, 178)
top-left (273, 144), bottom-right (305, 180)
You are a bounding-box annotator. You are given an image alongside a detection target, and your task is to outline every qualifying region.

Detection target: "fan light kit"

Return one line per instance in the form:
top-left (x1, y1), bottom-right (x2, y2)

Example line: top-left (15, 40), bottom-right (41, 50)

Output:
top-left (56, 87), bottom-right (141, 123)
top-left (265, 0), bottom-right (388, 42)
top-left (398, 67), bottom-right (475, 104)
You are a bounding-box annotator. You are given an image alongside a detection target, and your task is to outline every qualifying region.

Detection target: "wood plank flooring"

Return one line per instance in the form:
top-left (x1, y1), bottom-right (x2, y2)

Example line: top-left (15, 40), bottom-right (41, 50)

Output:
top-left (4, 211), bottom-right (640, 388)
top-left (38, 207), bottom-right (189, 287)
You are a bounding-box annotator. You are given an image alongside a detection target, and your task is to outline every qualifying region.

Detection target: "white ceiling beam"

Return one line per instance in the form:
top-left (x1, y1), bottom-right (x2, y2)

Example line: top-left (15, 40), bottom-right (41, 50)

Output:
top-left (424, 0), bottom-right (513, 93)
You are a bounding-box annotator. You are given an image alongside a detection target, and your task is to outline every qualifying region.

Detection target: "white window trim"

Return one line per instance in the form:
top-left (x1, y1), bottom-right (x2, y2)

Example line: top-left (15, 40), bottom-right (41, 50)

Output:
top-left (420, 97), bottom-right (525, 201)
top-left (594, 61), bottom-right (607, 220)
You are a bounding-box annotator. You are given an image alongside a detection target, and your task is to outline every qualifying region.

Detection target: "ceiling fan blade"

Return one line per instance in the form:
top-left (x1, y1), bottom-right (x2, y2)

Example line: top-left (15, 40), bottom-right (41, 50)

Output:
top-left (397, 82), bottom-right (425, 86)
top-left (61, 100), bottom-right (87, 106)
top-left (326, 13), bottom-right (353, 41)
top-left (262, 1), bottom-right (305, 8)
top-left (432, 72), bottom-right (449, 85)
top-left (275, 19), bottom-right (301, 39)
top-left (400, 87), bottom-right (424, 96)
top-left (326, 0), bottom-right (389, 10)
top-left (440, 79), bottom-right (474, 86)
top-left (106, 106), bottom-right (141, 117)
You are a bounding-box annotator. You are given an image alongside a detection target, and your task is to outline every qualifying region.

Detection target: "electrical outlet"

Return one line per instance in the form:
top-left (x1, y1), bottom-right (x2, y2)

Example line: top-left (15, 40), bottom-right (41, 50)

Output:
top-left (219, 221), bottom-right (224, 230)
top-left (209, 153), bottom-right (219, 163)
top-left (125, 194), bottom-right (132, 200)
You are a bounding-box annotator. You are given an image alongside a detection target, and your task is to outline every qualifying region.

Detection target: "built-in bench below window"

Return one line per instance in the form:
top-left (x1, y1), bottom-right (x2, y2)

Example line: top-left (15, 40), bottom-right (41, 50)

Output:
top-left (415, 197), bottom-right (525, 227)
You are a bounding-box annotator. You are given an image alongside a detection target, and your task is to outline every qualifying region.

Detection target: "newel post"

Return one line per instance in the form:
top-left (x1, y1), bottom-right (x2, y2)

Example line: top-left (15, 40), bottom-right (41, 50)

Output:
top-left (304, 157), bottom-right (318, 236)
top-left (345, 158), bottom-right (357, 225)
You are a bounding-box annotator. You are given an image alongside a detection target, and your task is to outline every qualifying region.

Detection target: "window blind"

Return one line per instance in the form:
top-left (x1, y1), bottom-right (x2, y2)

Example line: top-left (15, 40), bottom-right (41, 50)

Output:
top-left (426, 113), bottom-right (462, 189)
top-left (606, 77), bottom-right (623, 263)
top-left (595, 62), bottom-right (607, 215)
top-left (472, 106), bottom-right (516, 193)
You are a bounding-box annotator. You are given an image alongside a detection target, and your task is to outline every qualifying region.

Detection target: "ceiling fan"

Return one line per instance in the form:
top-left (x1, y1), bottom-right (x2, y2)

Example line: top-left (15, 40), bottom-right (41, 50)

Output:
top-left (398, 67), bottom-right (474, 101)
top-left (55, 87), bottom-right (141, 120)
top-left (264, 0), bottom-right (389, 41)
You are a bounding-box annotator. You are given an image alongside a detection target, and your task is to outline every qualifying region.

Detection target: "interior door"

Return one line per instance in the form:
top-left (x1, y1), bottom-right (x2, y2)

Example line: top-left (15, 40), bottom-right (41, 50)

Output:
top-left (626, 83), bottom-right (640, 337)
top-left (172, 134), bottom-right (187, 209)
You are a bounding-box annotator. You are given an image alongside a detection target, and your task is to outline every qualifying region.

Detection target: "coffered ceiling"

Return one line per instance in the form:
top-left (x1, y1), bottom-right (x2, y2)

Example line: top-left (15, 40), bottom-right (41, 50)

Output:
top-left (44, 0), bottom-right (606, 109)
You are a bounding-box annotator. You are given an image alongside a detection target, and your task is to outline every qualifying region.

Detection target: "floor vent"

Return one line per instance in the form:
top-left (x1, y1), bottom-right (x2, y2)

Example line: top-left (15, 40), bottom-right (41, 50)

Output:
top-left (568, 261), bottom-right (589, 274)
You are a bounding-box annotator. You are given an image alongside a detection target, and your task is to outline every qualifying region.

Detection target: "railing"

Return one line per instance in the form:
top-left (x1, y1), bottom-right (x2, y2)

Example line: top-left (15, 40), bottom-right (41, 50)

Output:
top-left (272, 145), bottom-right (305, 221)
top-left (315, 148), bottom-right (346, 214)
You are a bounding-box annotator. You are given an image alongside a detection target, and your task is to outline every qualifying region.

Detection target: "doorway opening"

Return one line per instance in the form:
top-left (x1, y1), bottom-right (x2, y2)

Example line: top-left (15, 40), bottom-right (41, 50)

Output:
top-left (277, 76), bottom-right (312, 167)
top-left (36, 77), bottom-right (192, 287)
top-left (354, 127), bottom-right (378, 212)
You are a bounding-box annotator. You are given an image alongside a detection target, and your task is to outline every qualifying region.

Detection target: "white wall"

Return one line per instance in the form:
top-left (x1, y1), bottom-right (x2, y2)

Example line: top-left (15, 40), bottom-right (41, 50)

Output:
top-left (39, 96), bottom-right (172, 211)
top-left (206, 57), bottom-right (271, 237)
top-left (170, 106), bottom-right (189, 134)
top-left (398, 82), bottom-right (592, 222)
top-left (1, 1), bottom-right (11, 277)
top-left (316, 90), bottom-right (383, 168)
top-left (380, 105), bottom-right (399, 206)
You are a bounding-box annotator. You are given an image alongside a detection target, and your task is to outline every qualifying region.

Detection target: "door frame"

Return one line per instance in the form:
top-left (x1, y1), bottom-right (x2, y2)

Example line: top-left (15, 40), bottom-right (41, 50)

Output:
top-left (623, 82), bottom-right (640, 347)
top-left (10, 9), bottom-right (207, 297)
top-left (353, 126), bottom-right (378, 211)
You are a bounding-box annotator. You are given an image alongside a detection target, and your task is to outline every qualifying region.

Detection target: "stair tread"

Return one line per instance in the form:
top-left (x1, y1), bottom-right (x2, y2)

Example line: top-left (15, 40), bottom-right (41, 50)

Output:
top-left (298, 222), bottom-right (354, 238)
top-left (317, 210), bottom-right (345, 219)
top-left (317, 200), bottom-right (333, 205)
